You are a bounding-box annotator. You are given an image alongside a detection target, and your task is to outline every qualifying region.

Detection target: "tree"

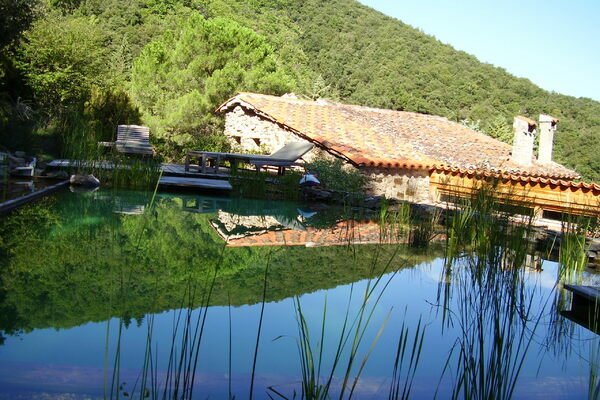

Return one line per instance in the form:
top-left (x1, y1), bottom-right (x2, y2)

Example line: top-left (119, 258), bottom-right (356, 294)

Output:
top-left (485, 115), bottom-right (513, 145)
top-left (130, 13), bottom-right (294, 156)
top-left (18, 13), bottom-right (110, 116)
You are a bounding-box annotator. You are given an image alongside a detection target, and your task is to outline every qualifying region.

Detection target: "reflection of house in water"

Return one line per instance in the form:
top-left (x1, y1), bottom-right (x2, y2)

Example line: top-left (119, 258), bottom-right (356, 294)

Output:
top-left (211, 210), bottom-right (408, 247)
top-left (182, 196), bottom-right (232, 214)
top-left (498, 252), bottom-right (543, 272)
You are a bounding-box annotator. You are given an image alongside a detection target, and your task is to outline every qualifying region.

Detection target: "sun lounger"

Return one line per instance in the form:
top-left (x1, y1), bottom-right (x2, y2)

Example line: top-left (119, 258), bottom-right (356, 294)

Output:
top-left (185, 141), bottom-right (315, 174)
top-left (7, 154), bottom-right (36, 177)
top-left (99, 125), bottom-right (154, 156)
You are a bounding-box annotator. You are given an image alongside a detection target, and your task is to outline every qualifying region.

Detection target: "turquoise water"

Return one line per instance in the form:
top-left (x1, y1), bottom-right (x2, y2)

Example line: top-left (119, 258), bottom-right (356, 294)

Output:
top-left (0, 189), bottom-right (598, 399)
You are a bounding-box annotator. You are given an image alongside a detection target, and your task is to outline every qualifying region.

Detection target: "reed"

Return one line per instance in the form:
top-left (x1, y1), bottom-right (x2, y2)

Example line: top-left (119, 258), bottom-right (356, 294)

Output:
top-left (102, 183), bottom-right (227, 399)
top-left (229, 168), bottom-right (301, 201)
top-left (269, 210), bottom-right (427, 400)
top-left (436, 180), bottom-right (547, 400)
top-left (60, 114), bottom-right (161, 190)
top-left (558, 212), bottom-right (597, 283)
top-left (388, 317), bottom-right (426, 400)
top-left (589, 341), bottom-right (600, 400)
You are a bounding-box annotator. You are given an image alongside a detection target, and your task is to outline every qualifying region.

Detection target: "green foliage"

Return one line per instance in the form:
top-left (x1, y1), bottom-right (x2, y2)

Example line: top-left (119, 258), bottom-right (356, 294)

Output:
top-left (0, 0), bottom-right (39, 145)
top-left (461, 115), bottom-right (513, 145)
top-left (2, 0), bottom-right (600, 181)
top-left (15, 12), bottom-right (141, 153)
top-left (485, 115), bottom-right (513, 144)
top-left (18, 13), bottom-right (110, 115)
top-left (0, 191), bottom-right (438, 333)
top-left (0, 0), bottom-right (38, 51)
top-left (305, 157), bottom-right (367, 193)
top-left (131, 13), bottom-right (294, 159)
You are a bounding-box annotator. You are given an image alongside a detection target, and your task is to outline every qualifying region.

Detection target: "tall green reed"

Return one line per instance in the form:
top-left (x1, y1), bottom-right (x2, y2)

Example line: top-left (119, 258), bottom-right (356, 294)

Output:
top-left (547, 211), bottom-right (599, 359)
top-left (269, 212), bottom-right (427, 400)
top-left (558, 212), bottom-right (597, 283)
top-left (437, 180), bottom-right (546, 400)
top-left (388, 317), bottom-right (426, 400)
top-left (60, 113), bottom-right (160, 190)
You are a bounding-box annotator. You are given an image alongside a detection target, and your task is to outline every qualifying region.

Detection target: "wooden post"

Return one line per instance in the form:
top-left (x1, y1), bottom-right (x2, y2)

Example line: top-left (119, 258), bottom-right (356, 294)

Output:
top-left (213, 154), bottom-right (221, 174)
top-left (201, 153), bottom-right (207, 174)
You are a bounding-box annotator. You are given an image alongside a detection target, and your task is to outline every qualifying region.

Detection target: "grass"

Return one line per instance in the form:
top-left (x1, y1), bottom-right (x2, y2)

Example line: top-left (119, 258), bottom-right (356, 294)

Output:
top-left (388, 317), bottom-right (426, 400)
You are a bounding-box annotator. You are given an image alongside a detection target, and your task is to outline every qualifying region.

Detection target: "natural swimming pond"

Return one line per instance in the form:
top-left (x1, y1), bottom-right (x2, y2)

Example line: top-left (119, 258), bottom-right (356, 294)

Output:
top-left (0, 175), bottom-right (60, 204)
top-left (0, 189), bottom-right (598, 399)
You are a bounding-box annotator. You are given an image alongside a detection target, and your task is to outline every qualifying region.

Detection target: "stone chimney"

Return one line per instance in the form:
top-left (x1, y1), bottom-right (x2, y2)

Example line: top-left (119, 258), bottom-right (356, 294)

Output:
top-left (538, 114), bottom-right (559, 164)
top-left (511, 116), bottom-right (537, 166)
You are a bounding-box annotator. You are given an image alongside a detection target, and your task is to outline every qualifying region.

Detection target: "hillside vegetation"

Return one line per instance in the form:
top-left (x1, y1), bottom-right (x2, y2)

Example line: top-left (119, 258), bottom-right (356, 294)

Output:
top-left (1, 0), bottom-right (599, 180)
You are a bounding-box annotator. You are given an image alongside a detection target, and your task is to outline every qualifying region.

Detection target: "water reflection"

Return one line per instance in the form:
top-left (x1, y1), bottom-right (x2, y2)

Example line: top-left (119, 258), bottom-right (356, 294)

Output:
top-left (0, 189), bottom-right (598, 399)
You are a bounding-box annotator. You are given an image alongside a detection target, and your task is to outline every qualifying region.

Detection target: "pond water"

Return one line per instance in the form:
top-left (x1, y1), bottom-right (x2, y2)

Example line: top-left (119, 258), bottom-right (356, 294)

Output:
top-left (0, 189), bottom-right (598, 400)
top-left (0, 173), bottom-right (60, 204)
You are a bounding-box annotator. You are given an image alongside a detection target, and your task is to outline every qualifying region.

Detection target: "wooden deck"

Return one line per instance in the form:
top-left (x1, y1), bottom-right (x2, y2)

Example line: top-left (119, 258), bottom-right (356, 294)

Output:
top-left (160, 163), bottom-right (231, 178)
top-left (561, 284), bottom-right (600, 334)
top-left (159, 176), bottom-right (232, 191)
top-left (47, 159), bottom-right (232, 179)
top-left (564, 284), bottom-right (600, 304)
top-left (45, 159), bottom-right (289, 191)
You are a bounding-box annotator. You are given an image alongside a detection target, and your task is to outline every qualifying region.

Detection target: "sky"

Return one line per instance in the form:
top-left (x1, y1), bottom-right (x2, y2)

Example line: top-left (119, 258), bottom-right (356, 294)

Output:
top-left (358, 0), bottom-right (600, 101)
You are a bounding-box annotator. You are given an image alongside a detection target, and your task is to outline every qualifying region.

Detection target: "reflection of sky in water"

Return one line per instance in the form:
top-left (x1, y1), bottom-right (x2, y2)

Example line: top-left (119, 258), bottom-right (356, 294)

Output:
top-left (0, 190), bottom-right (598, 399)
top-left (0, 259), bottom-right (596, 399)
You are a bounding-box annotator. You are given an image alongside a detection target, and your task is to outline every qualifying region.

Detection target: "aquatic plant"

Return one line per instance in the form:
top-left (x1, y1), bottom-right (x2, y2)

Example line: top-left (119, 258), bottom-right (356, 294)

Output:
top-left (229, 167), bottom-right (302, 201)
top-left (59, 113), bottom-right (161, 189)
top-left (388, 317), bottom-right (426, 400)
top-left (435, 180), bottom-right (550, 400)
top-left (268, 210), bottom-right (428, 400)
top-left (304, 158), bottom-right (367, 194)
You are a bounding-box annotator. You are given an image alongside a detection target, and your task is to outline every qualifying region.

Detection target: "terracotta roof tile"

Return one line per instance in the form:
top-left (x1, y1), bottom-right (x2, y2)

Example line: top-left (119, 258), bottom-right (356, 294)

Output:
top-left (218, 93), bottom-right (579, 180)
top-left (224, 220), bottom-right (408, 247)
top-left (433, 166), bottom-right (600, 192)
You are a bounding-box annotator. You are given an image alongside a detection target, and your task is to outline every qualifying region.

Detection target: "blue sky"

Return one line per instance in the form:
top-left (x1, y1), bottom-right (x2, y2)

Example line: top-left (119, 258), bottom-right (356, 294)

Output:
top-left (358, 0), bottom-right (600, 101)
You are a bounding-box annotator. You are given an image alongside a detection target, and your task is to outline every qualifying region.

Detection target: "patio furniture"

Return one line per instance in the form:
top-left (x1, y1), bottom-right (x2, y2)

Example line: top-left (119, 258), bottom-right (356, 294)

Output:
top-left (185, 141), bottom-right (314, 175)
top-left (98, 125), bottom-right (154, 156)
top-left (8, 155), bottom-right (36, 177)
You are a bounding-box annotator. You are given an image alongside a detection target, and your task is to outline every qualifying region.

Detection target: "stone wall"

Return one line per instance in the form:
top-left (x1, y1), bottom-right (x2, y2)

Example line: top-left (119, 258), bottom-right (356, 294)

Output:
top-left (224, 106), bottom-right (333, 162)
top-left (362, 167), bottom-right (431, 203)
top-left (224, 106), bottom-right (295, 152)
top-left (224, 106), bottom-right (432, 203)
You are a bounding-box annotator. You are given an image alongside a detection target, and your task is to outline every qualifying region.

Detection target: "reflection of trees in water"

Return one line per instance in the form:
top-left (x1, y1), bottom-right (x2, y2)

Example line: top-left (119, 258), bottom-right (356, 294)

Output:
top-left (0, 190), bottom-right (444, 336)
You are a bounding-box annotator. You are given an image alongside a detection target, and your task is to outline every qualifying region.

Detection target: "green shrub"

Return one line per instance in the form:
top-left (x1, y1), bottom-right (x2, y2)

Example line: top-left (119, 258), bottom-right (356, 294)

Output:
top-left (305, 157), bottom-right (367, 193)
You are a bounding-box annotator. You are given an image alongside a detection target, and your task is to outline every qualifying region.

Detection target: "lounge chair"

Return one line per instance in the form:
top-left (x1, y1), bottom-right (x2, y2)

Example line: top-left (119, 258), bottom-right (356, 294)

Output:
top-left (185, 141), bottom-right (315, 175)
top-left (99, 125), bottom-right (154, 156)
top-left (7, 153), bottom-right (36, 177)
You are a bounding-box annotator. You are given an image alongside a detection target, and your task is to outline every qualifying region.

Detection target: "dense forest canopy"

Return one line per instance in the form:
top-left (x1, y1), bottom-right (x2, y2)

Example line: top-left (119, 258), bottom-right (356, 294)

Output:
top-left (1, 0), bottom-right (599, 180)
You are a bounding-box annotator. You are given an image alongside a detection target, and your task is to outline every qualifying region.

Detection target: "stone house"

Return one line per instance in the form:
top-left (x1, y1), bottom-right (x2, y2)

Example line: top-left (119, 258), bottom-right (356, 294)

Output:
top-left (217, 92), bottom-right (599, 217)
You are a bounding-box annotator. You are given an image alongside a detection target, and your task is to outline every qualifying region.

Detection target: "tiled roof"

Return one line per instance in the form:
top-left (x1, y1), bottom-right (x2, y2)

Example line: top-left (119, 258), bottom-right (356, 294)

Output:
top-left (433, 166), bottom-right (600, 192)
top-left (223, 220), bottom-right (407, 247)
top-left (218, 93), bottom-right (580, 180)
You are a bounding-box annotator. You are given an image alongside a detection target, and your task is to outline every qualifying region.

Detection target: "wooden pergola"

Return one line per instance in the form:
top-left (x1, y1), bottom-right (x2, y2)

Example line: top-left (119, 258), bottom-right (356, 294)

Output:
top-left (429, 167), bottom-right (600, 218)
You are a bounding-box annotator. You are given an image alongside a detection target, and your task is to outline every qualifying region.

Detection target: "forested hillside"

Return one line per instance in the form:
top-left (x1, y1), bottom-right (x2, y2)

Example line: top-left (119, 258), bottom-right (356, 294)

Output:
top-left (1, 0), bottom-right (599, 180)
